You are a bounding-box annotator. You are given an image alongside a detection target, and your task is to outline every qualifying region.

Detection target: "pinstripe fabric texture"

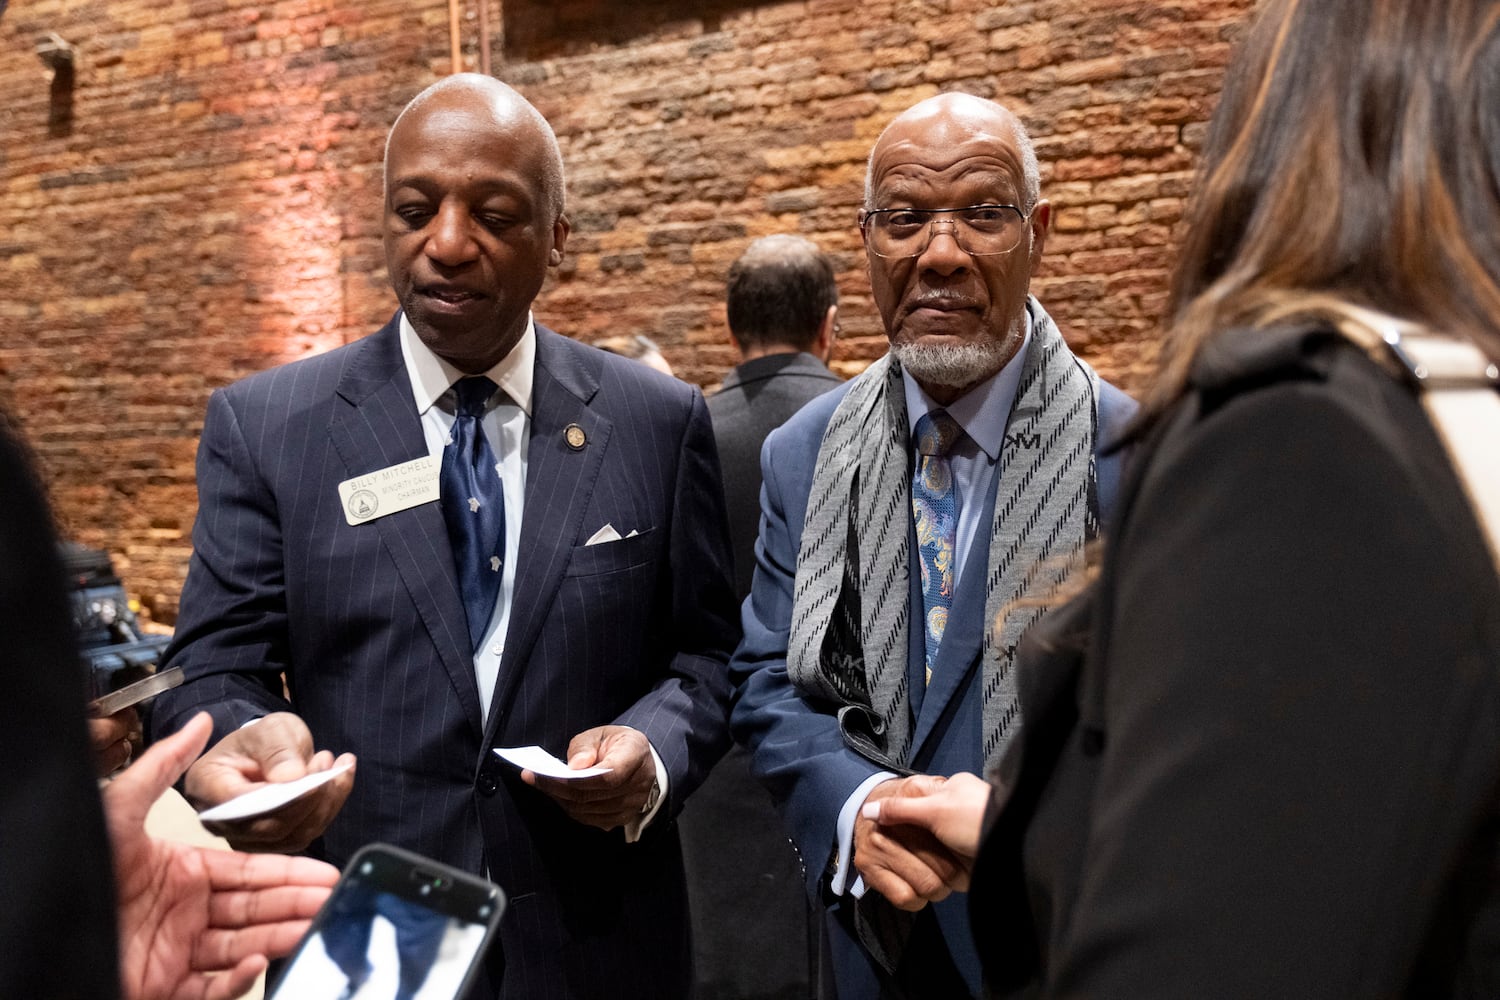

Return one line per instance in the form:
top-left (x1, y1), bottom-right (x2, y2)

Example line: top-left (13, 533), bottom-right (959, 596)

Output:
top-left (787, 303), bottom-right (1099, 775)
top-left (150, 316), bottom-right (740, 1000)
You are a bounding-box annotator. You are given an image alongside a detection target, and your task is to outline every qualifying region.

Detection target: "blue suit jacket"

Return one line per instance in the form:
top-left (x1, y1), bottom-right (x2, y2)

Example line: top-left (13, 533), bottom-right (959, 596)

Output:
top-left (729, 368), bottom-right (1135, 996)
top-left (151, 316), bottom-right (740, 1000)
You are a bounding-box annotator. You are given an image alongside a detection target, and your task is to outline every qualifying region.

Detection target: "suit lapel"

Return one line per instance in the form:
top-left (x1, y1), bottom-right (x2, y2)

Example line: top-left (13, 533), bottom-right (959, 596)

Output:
top-left (908, 473), bottom-right (1003, 760)
top-left (483, 327), bottom-right (611, 741)
top-left (326, 316), bottom-right (485, 738)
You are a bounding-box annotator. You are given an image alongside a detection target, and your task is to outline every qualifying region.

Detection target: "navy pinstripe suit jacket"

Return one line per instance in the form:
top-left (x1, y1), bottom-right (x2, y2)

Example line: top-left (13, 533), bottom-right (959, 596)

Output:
top-left (151, 315), bottom-right (740, 999)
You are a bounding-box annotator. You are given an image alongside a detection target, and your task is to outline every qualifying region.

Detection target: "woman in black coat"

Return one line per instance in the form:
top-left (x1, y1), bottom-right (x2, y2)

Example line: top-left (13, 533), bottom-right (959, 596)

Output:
top-left (866, 0), bottom-right (1500, 994)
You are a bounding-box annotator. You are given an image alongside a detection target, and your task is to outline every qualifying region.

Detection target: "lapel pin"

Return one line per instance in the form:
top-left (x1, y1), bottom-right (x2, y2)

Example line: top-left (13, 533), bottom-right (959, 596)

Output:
top-left (564, 423), bottom-right (587, 451)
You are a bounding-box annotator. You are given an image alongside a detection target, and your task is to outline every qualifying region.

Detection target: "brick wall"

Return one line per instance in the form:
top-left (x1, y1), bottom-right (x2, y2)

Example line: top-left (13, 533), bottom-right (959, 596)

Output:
top-left (0, 0), bottom-right (1255, 622)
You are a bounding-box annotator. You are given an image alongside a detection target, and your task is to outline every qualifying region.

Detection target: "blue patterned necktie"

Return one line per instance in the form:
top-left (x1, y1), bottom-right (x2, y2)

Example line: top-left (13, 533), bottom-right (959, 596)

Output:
top-left (912, 409), bottom-right (961, 686)
top-left (440, 376), bottom-right (505, 653)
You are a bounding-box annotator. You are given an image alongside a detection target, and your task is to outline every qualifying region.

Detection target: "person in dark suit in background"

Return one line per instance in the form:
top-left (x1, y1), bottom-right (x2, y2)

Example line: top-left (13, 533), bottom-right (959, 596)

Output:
top-left (149, 74), bottom-right (739, 1000)
top-left (710, 234), bottom-right (843, 599)
top-left (680, 234), bottom-right (843, 1000)
top-left (868, 0), bottom-right (1500, 995)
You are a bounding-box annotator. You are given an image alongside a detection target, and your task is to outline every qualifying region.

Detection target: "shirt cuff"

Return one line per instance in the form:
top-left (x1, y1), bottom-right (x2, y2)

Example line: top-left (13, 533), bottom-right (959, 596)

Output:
top-left (830, 771), bottom-right (897, 897)
top-left (622, 741), bottom-right (668, 844)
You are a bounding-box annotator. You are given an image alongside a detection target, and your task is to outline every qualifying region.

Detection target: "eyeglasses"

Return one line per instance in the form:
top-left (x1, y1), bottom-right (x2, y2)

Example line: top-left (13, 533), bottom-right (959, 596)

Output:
top-left (859, 204), bottom-right (1030, 259)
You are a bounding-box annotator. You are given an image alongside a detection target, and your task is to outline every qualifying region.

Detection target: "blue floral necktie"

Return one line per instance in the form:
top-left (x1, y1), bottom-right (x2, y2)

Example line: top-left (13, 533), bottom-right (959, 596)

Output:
top-left (912, 410), bottom-right (961, 686)
top-left (440, 376), bottom-right (505, 653)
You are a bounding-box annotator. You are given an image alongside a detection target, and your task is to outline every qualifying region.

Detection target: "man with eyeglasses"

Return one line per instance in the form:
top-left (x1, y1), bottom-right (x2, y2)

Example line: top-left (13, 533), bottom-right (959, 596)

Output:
top-left (729, 93), bottom-right (1136, 998)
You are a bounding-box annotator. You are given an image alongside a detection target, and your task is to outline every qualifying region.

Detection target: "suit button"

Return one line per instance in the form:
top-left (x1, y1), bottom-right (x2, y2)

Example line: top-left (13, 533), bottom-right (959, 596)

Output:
top-left (477, 772), bottom-right (499, 796)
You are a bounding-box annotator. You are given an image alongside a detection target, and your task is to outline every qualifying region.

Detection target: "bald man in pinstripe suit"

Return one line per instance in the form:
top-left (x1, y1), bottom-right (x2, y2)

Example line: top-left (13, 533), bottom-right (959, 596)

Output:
top-left (149, 75), bottom-right (739, 999)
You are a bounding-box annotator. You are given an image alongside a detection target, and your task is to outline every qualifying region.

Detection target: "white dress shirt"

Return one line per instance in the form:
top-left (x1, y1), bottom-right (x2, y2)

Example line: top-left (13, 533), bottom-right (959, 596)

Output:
top-left (399, 312), bottom-right (533, 724)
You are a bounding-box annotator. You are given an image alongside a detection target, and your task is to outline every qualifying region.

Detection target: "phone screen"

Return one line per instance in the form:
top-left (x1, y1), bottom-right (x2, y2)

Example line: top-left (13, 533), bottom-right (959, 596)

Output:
top-left (269, 844), bottom-right (504, 1000)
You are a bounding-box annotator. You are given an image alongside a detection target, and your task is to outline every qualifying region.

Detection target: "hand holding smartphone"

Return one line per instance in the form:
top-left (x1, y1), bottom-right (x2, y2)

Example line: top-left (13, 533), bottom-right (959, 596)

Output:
top-left (267, 844), bottom-right (504, 1000)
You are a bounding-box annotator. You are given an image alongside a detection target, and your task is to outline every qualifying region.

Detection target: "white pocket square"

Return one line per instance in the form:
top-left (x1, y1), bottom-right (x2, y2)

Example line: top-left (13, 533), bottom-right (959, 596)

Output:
top-left (585, 524), bottom-right (641, 546)
top-left (586, 524), bottom-right (622, 546)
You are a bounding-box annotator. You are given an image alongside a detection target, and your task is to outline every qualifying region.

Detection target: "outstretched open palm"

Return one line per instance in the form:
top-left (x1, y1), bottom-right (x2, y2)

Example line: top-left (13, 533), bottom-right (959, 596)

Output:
top-left (104, 713), bottom-right (340, 1000)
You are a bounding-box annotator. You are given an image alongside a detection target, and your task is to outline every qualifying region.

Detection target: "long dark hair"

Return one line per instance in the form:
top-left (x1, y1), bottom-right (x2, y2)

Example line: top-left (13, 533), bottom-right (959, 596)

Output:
top-left (0, 399), bottom-right (56, 533)
top-left (1144, 0), bottom-right (1500, 422)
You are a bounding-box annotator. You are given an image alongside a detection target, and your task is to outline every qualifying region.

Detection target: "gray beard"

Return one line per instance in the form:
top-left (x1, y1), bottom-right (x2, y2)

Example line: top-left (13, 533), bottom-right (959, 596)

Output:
top-left (890, 338), bottom-right (1016, 390)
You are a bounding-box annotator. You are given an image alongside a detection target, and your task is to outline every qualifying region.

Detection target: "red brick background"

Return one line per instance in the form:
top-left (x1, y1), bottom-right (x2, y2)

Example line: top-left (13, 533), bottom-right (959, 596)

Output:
top-left (0, 0), bottom-right (1256, 622)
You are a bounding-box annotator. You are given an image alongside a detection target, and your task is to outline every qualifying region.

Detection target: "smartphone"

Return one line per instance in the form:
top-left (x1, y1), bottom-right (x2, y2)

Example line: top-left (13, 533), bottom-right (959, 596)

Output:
top-left (268, 843), bottom-right (505, 1000)
top-left (88, 664), bottom-right (184, 716)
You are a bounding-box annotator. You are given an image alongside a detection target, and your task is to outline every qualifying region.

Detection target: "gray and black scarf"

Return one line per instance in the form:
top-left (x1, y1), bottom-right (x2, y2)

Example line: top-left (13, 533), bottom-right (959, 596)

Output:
top-left (787, 297), bottom-right (1101, 776)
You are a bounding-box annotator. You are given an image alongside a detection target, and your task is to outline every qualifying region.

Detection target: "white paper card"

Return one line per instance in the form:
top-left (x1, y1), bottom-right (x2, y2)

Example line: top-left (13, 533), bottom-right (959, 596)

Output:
top-left (196, 760), bottom-right (355, 824)
top-left (338, 456), bottom-right (440, 526)
top-left (494, 745), bottom-right (613, 779)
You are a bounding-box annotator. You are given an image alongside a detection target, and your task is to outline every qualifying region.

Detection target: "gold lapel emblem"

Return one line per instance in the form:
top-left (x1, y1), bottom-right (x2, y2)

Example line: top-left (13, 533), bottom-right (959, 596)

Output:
top-left (564, 423), bottom-right (587, 451)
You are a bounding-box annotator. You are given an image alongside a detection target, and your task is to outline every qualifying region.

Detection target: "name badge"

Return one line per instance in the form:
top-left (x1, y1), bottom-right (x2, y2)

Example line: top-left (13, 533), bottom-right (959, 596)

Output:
top-left (338, 456), bottom-right (440, 525)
